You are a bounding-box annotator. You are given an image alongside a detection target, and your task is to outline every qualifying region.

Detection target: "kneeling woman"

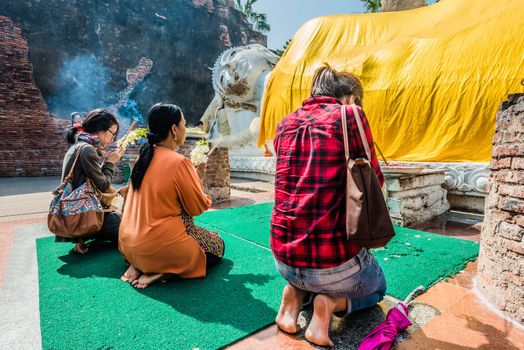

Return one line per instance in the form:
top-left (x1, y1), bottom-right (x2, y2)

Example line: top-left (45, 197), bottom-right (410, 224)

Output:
top-left (119, 103), bottom-right (225, 288)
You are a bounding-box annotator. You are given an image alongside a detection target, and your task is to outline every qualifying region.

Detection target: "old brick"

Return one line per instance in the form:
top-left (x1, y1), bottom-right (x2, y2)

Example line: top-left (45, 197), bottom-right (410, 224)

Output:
top-left (515, 215), bottom-right (524, 228)
top-left (494, 170), bottom-right (524, 184)
top-left (502, 132), bottom-right (524, 144)
top-left (477, 270), bottom-right (496, 287)
top-left (505, 240), bottom-right (524, 255)
top-left (0, 1), bottom-right (266, 136)
top-left (0, 17), bottom-right (67, 176)
top-left (510, 117), bottom-right (524, 133)
top-left (498, 222), bottom-right (524, 241)
top-left (485, 189), bottom-right (500, 209)
top-left (496, 115), bottom-right (512, 130)
top-left (493, 145), bottom-right (524, 158)
top-left (499, 197), bottom-right (524, 214)
top-left (498, 184), bottom-right (524, 199)
top-left (492, 132), bottom-right (503, 144)
top-left (493, 209), bottom-right (514, 222)
top-left (490, 157), bottom-right (511, 170)
top-left (512, 158), bottom-right (524, 170)
top-left (175, 141), bottom-right (230, 202)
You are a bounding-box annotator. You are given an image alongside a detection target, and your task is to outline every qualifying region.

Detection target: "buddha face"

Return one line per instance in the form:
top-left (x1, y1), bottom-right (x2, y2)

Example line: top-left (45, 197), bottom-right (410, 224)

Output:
top-left (213, 44), bottom-right (279, 103)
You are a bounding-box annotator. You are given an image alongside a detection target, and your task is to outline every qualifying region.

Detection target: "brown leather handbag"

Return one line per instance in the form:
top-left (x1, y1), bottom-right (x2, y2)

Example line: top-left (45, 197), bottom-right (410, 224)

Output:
top-left (48, 145), bottom-right (104, 238)
top-left (341, 105), bottom-right (395, 248)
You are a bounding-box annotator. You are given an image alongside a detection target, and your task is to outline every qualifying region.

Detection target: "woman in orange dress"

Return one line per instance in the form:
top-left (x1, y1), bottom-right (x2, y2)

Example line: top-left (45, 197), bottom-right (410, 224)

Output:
top-left (119, 103), bottom-right (225, 288)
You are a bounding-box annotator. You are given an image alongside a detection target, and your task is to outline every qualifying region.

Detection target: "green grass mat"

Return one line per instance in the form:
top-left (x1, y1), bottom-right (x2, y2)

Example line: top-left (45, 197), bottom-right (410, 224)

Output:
top-left (39, 203), bottom-right (479, 349)
top-left (37, 233), bottom-right (286, 350)
top-left (196, 202), bottom-right (274, 247)
top-left (197, 202), bottom-right (480, 299)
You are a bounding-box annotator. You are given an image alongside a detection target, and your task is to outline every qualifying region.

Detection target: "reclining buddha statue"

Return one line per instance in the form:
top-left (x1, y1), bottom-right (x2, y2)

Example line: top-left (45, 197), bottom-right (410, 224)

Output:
top-left (200, 44), bottom-right (279, 156)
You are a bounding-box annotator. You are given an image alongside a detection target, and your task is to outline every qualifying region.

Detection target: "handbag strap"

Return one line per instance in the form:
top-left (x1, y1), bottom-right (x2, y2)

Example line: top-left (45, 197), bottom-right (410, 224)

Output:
top-left (341, 105), bottom-right (372, 161)
top-left (56, 144), bottom-right (89, 193)
top-left (341, 106), bottom-right (351, 163)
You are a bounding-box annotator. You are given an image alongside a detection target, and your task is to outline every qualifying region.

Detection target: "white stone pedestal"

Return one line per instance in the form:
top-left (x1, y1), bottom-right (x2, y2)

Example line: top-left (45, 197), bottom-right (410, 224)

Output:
top-left (230, 157), bottom-right (453, 226)
top-left (385, 169), bottom-right (450, 227)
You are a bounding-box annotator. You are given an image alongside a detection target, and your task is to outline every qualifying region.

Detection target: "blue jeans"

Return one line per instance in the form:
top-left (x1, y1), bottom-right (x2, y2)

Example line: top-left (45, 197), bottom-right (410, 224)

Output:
top-left (274, 248), bottom-right (387, 316)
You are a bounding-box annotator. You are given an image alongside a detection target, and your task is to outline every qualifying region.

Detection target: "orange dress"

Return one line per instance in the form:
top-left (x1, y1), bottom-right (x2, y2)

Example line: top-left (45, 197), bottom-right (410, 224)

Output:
top-left (119, 147), bottom-right (212, 278)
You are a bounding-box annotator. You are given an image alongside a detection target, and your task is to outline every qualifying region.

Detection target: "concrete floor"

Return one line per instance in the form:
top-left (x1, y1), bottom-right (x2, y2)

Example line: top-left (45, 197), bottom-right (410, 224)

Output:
top-left (0, 176), bottom-right (522, 350)
top-left (0, 176), bottom-right (60, 197)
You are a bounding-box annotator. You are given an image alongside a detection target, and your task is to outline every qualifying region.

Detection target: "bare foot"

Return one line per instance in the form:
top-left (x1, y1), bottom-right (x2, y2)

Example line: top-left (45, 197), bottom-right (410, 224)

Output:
top-left (132, 273), bottom-right (164, 289)
top-left (305, 294), bottom-right (347, 347)
top-left (121, 265), bottom-right (142, 283)
top-left (73, 240), bottom-right (89, 254)
top-left (275, 284), bottom-right (307, 334)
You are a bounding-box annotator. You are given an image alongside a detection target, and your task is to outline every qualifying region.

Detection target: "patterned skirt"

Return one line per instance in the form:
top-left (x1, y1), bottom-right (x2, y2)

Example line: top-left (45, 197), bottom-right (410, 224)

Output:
top-left (181, 212), bottom-right (224, 258)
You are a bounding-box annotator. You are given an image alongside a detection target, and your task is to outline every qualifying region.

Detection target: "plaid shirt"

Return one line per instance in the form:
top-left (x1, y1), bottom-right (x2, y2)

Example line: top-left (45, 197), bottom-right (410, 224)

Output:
top-left (270, 96), bottom-right (384, 268)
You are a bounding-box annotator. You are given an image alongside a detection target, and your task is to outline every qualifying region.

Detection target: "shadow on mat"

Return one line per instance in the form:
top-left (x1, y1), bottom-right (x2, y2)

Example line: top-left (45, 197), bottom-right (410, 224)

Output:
top-left (55, 247), bottom-right (281, 333)
top-left (57, 242), bottom-right (125, 279)
top-left (137, 258), bottom-right (280, 333)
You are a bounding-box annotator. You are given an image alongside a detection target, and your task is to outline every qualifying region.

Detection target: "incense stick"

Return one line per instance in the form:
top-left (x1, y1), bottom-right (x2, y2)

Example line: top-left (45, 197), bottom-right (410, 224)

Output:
top-left (207, 136), bottom-right (224, 156)
top-left (119, 120), bottom-right (137, 150)
top-left (374, 142), bottom-right (389, 166)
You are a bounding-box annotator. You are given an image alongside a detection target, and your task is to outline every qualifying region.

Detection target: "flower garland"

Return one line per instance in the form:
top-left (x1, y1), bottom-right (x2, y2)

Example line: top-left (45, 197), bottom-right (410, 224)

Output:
top-left (116, 127), bottom-right (149, 149)
top-left (190, 139), bottom-right (210, 166)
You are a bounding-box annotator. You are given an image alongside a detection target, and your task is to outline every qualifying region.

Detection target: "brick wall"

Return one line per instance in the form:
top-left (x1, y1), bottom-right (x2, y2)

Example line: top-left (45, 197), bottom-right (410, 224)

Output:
top-left (178, 137), bottom-right (231, 203)
top-left (0, 16), bottom-right (67, 176)
top-left (478, 93), bottom-right (524, 324)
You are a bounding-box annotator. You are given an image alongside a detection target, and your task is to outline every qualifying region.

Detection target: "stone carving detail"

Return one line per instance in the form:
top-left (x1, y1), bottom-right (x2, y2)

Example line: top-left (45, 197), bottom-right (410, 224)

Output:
top-left (389, 162), bottom-right (489, 196)
top-left (201, 44), bottom-right (280, 156)
top-left (230, 156), bottom-right (276, 174)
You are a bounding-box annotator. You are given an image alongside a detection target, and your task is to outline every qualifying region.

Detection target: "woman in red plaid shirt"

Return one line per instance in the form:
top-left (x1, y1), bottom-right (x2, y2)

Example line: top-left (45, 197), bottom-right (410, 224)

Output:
top-left (271, 66), bottom-right (387, 347)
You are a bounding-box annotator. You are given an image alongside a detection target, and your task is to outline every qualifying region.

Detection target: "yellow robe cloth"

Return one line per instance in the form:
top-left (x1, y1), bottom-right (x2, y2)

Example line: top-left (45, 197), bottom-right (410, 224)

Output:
top-left (119, 147), bottom-right (212, 278)
top-left (259, 0), bottom-right (524, 162)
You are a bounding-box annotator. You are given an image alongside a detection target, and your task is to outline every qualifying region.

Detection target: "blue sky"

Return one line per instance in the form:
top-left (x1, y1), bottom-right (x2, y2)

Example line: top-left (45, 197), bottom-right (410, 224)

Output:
top-left (252, 0), bottom-right (438, 49)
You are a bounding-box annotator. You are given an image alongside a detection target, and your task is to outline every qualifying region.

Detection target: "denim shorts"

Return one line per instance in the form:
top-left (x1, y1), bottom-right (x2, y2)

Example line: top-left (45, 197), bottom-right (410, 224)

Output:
top-left (274, 248), bottom-right (387, 316)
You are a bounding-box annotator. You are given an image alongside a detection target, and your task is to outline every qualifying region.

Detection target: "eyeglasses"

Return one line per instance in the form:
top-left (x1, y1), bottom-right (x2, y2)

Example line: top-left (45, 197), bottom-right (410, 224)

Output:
top-left (107, 129), bottom-right (117, 140)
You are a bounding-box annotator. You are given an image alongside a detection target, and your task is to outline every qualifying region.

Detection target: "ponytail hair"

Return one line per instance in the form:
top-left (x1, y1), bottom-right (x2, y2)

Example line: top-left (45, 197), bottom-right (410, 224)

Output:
top-left (66, 109), bottom-right (118, 144)
top-left (130, 103), bottom-right (183, 191)
top-left (311, 64), bottom-right (363, 101)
